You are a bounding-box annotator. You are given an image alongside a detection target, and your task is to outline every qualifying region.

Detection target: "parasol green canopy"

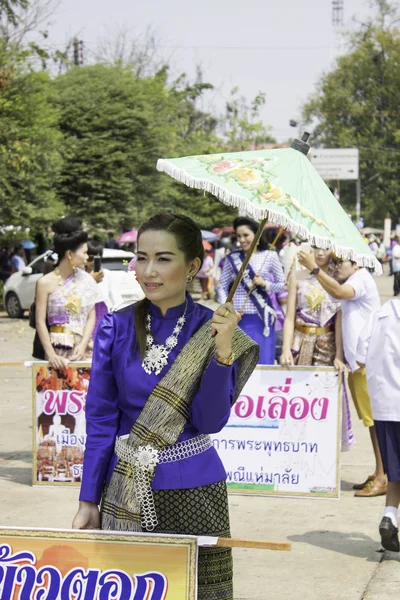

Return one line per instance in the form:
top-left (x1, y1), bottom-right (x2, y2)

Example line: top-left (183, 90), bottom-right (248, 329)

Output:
top-left (157, 136), bottom-right (381, 274)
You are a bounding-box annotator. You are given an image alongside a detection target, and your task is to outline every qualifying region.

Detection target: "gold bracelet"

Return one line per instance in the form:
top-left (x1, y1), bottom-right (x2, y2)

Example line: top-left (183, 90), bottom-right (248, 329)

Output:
top-left (215, 351), bottom-right (235, 366)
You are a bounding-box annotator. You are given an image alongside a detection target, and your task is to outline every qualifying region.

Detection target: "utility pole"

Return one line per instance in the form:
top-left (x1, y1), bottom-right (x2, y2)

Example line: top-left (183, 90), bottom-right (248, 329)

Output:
top-left (79, 40), bottom-right (84, 66)
top-left (356, 179), bottom-right (361, 222)
top-left (73, 38), bottom-right (84, 66)
top-left (332, 0), bottom-right (344, 26)
top-left (73, 38), bottom-right (79, 66)
top-left (356, 173), bottom-right (379, 223)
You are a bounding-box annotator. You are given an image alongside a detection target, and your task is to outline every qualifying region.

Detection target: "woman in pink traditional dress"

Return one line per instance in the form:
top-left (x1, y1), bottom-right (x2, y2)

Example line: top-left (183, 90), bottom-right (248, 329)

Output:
top-left (280, 247), bottom-right (354, 449)
top-left (36, 218), bottom-right (98, 370)
top-left (280, 248), bottom-right (344, 368)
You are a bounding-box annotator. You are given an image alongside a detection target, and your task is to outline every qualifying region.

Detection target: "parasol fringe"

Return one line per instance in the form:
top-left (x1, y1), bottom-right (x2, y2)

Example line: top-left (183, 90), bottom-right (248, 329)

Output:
top-left (157, 159), bottom-right (382, 275)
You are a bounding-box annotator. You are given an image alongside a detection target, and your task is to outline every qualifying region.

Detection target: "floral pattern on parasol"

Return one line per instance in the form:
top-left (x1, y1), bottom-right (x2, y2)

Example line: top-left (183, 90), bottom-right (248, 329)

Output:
top-left (200, 155), bottom-right (332, 235)
top-left (157, 146), bottom-right (381, 273)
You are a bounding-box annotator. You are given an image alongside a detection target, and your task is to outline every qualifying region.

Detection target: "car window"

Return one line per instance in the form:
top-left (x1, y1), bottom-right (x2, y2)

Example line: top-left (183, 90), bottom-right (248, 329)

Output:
top-left (31, 258), bottom-right (45, 275)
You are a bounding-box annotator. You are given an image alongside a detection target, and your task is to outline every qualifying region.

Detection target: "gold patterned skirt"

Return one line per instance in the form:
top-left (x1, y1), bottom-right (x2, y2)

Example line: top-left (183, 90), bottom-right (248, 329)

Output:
top-left (292, 325), bottom-right (336, 367)
top-left (47, 332), bottom-right (93, 360)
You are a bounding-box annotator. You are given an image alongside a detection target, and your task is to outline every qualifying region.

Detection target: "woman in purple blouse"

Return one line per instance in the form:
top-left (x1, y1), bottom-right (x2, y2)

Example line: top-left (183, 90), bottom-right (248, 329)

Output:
top-left (72, 213), bottom-right (259, 600)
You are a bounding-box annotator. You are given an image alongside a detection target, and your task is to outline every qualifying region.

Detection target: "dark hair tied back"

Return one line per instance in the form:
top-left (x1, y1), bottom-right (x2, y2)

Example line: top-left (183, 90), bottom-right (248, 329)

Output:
top-left (52, 217), bottom-right (82, 235)
top-left (134, 213), bottom-right (204, 358)
top-left (137, 213), bottom-right (204, 264)
top-left (233, 216), bottom-right (268, 251)
top-left (52, 216), bottom-right (88, 261)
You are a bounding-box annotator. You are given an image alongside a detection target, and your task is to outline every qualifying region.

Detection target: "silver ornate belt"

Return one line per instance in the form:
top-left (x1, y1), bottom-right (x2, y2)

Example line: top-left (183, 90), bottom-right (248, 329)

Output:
top-left (114, 434), bottom-right (212, 531)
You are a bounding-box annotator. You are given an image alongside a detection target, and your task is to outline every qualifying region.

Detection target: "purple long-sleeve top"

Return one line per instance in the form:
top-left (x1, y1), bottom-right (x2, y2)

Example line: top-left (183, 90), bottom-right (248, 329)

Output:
top-left (79, 294), bottom-right (238, 504)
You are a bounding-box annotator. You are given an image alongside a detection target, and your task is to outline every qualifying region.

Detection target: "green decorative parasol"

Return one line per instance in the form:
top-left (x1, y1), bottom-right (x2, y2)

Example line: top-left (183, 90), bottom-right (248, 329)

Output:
top-left (157, 134), bottom-right (381, 276)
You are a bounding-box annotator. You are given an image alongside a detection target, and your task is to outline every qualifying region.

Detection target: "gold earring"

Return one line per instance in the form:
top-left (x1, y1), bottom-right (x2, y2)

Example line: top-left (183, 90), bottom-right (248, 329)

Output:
top-left (69, 254), bottom-right (76, 272)
top-left (186, 275), bottom-right (193, 283)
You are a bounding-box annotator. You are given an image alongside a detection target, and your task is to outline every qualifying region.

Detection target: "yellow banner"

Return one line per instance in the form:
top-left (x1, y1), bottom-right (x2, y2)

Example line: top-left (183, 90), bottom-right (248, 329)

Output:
top-left (0, 527), bottom-right (197, 599)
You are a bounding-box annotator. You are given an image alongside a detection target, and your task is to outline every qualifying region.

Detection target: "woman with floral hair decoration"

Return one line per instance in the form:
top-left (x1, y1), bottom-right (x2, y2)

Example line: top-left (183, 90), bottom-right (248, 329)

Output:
top-left (35, 217), bottom-right (98, 370)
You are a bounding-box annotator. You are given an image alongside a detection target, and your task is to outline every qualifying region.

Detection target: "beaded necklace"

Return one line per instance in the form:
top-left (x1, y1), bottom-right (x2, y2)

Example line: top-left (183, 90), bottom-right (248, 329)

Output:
top-left (142, 300), bottom-right (188, 375)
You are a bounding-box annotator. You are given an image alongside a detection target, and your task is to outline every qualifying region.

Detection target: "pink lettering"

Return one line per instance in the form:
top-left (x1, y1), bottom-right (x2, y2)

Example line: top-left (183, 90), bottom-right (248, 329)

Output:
top-left (311, 397), bottom-right (329, 420)
top-left (267, 396), bottom-right (288, 419)
top-left (43, 390), bottom-right (86, 416)
top-left (232, 392), bottom-right (329, 422)
top-left (43, 390), bottom-right (69, 415)
top-left (267, 378), bottom-right (292, 395)
top-left (289, 397), bottom-right (309, 421)
top-left (68, 391), bottom-right (86, 415)
top-left (234, 395), bottom-right (254, 419)
top-left (255, 396), bottom-right (267, 419)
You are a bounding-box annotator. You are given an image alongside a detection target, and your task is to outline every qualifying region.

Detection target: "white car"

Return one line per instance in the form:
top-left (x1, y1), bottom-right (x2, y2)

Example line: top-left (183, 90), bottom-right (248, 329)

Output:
top-left (3, 249), bottom-right (144, 318)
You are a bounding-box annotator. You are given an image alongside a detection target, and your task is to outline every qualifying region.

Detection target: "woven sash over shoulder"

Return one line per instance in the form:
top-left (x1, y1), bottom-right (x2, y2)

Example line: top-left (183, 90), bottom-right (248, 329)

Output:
top-left (101, 318), bottom-right (259, 532)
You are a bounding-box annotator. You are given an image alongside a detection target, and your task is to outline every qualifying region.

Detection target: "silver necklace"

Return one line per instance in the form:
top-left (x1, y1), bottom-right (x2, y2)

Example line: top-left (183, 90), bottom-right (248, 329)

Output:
top-left (142, 301), bottom-right (188, 375)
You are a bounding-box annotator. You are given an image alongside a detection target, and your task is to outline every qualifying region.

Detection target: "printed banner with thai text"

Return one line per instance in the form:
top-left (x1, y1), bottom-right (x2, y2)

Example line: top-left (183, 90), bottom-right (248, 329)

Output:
top-left (33, 362), bottom-right (91, 486)
top-left (212, 366), bottom-right (341, 498)
top-left (0, 527), bottom-right (197, 600)
top-left (32, 363), bottom-right (340, 497)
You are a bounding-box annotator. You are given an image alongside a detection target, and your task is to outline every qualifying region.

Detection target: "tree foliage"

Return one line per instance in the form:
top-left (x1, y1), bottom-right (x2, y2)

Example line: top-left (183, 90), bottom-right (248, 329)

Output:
top-left (222, 88), bottom-right (275, 151)
top-left (302, 0), bottom-right (400, 225)
top-left (0, 43), bottom-right (63, 228)
top-left (52, 64), bottom-right (242, 229)
top-left (0, 0), bottom-right (28, 26)
top-left (0, 5), bottom-right (275, 232)
top-left (0, 0), bottom-right (56, 52)
top-left (95, 26), bottom-right (166, 79)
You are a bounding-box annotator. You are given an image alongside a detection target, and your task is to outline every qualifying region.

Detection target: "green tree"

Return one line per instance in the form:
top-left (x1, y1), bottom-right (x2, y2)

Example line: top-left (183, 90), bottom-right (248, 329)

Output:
top-left (151, 74), bottom-right (238, 228)
top-left (302, 1), bottom-right (400, 225)
top-left (0, 43), bottom-right (63, 228)
top-left (52, 64), bottom-right (238, 229)
top-left (53, 64), bottom-right (180, 228)
top-left (0, 0), bottom-right (28, 26)
top-left (154, 84), bottom-right (277, 228)
top-left (222, 88), bottom-right (276, 151)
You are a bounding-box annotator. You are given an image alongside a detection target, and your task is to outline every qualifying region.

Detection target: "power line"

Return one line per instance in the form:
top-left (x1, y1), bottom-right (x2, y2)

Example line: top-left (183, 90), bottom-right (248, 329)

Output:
top-left (149, 44), bottom-right (332, 51)
top-left (46, 40), bottom-right (333, 52)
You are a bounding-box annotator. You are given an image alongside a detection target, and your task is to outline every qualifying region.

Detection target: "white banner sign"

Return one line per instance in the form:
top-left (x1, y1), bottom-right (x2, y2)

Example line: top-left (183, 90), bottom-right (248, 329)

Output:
top-left (310, 148), bottom-right (359, 180)
top-left (212, 366), bottom-right (341, 499)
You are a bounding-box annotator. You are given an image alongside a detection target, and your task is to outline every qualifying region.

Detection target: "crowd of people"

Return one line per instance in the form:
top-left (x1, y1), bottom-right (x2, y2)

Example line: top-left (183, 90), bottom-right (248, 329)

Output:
top-left (3, 213), bottom-right (399, 598)
top-left (0, 244), bottom-right (27, 281)
top-left (191, 217), bottom-right (400, 555)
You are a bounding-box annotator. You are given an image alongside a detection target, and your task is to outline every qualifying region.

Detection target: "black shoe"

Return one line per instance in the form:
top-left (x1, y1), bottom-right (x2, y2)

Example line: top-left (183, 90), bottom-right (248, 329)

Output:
top-left (379, 517), bottom-right (400, 552)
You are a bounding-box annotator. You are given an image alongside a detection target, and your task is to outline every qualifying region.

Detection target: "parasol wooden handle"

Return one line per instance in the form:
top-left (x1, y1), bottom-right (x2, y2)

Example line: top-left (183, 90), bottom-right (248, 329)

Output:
top-left (269, 227), bottom-right (284, 252)
top-left (227, 215), bottom-right (269, 304)
top-left (237, 226), bottom-right (284, 318)
top-left (216, 537), bottom-right (291, 551)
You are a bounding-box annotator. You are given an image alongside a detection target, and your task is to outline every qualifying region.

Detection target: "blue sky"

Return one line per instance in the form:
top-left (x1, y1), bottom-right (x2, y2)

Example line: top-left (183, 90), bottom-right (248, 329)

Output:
top-left (47, 0), bottom-right (372, 142)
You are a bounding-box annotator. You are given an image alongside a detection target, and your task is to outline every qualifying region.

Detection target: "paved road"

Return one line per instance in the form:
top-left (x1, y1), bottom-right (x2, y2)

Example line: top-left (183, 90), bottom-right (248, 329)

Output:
top-left (0, 269), bottom-right (399, 599)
